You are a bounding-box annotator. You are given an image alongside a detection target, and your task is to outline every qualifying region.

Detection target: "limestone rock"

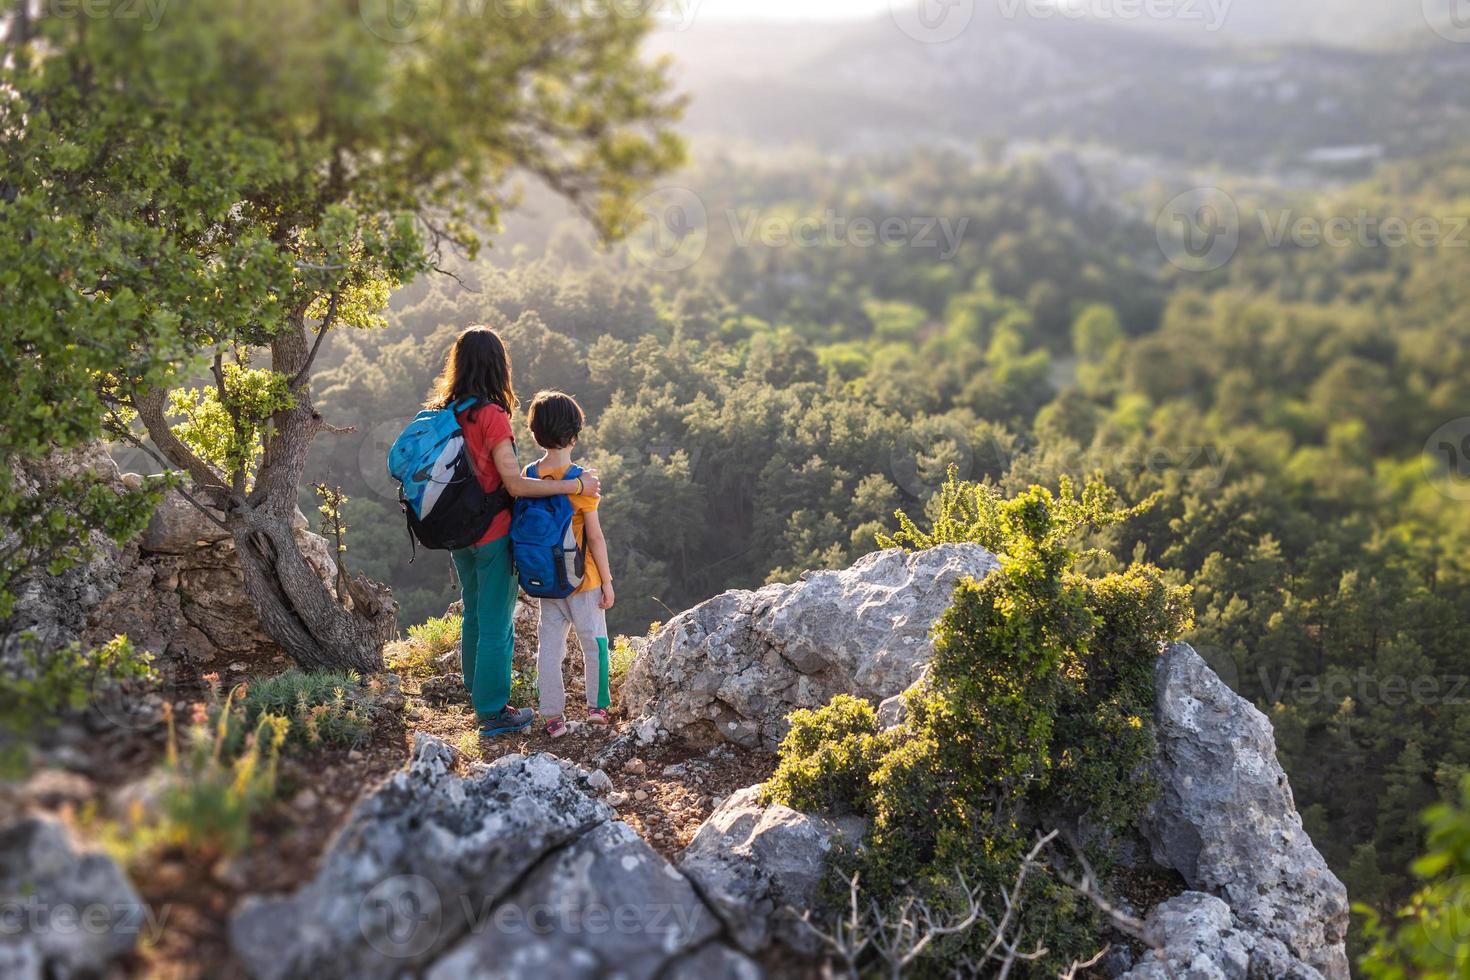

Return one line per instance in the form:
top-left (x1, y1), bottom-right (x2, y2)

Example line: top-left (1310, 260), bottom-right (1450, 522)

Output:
top-left (427, 821), bottom-right (719, 979)
top-left (1142, 644), bottom-right (1349, 980)
top-left (679, 785), bottom-right (865, 954)
top-left (1120, 892), bottom-right (1324, 980)
top-left (624, 545), bottom-right (999, 748)
top-left (229, 735), bottom-right (751, 980)
top-left (0, 816), bottom-right (145, 978)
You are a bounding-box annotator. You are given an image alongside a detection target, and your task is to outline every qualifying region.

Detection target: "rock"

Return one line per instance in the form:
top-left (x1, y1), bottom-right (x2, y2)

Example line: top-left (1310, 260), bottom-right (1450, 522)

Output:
top-left (426, 821), bottom-right (720, 980)
top-left (1142, 644), bottom-right (1350, 979)
top-left (212, 856), bottom-right (250, 890)
top-left (0, 816), bottom-right (145, 977)
top-left (663, 942), bottom-right (765, 979)
top-left (17, 769), bottom-right (95, 811)
top-left (585, 769), bottom-right (613, 792)
top-left (229, 734), bottom-right (744, 980)
top-left (607, 791), bottom-right (629, 807)
top-left (1121, 892), bottom-right (1251, 980)
top-left (623, 545), bottom-right (999, 749)
top-left (1120, 892), bottom-right (1324, 980)
top-left (633, 789), bottom-right (649, 802)
top-left (4, 446), bottom-right (132, 652)
top-left (7, 449), bottom-right (350, 691)
top-left (140, 490), bottom-right (231, 554)
top-left (624, 757), bottom-right (646, 775)
top-left (679, 785), bottom-right (866, 954)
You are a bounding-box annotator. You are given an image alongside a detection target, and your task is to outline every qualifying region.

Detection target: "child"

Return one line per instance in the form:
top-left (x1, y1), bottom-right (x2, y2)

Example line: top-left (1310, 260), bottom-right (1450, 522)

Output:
top-left (426, 327), bottom-right (599, 737)
top-left (524, 390), bottom-right (615, 738)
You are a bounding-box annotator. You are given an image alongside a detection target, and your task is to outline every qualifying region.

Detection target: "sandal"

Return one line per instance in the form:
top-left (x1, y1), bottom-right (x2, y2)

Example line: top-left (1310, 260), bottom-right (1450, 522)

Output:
top-left (545, 716), bottom-right (567, 739)
top-left (586, 708), bottom-right (609, 725)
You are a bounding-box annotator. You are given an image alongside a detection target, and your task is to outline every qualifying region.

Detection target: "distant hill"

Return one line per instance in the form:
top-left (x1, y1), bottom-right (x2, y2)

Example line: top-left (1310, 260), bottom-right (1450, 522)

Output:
top-left (650, 9), bottom-right (1470, 177)
top-left (1119, 0), bottom-right (1460, 48)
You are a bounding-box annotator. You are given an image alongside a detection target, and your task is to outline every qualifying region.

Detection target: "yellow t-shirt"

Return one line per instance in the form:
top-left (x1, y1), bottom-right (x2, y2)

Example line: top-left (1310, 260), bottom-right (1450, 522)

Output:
top-left (528, 462), bottom-right (601, 593)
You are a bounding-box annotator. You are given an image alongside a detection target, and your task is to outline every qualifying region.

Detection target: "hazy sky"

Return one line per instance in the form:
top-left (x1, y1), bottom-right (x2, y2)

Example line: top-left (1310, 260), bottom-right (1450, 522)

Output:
top-left (690, 0), bottom-right (891, 20)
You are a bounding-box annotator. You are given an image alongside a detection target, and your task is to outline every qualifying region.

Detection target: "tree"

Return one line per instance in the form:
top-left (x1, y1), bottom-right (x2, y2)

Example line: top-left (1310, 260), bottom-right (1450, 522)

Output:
top-left (1, 0), bottom-right (683, 670)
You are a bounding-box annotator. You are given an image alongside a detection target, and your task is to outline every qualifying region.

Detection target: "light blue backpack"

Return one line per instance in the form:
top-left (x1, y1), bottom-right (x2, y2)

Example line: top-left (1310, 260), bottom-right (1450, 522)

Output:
top-left (510, 462), bottom-right (585, 598)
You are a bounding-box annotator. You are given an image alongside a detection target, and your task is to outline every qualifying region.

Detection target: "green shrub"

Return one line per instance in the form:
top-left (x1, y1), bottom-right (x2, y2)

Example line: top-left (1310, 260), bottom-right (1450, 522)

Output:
top-left (765, 696), bottom-right (889, 815)
top-left (0, 634), bottom-right (154, 776)
top-left (159, 700), bottom-right (290, 857)
top-left (234, 669), bottom-right (372, 751)
top-left (385, 613), bottom-right (461, 677)
top-left (1358, 775), bottom-right (1470, 979)
top-left (766, 472), bottom-right (1192, 975)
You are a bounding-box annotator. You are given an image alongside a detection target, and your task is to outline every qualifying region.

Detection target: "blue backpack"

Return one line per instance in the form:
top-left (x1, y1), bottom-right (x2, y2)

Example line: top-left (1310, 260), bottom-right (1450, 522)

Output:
top-left (511, 462), bottom-right (586, 598)
top-left (387, 399), bottom-right (512, 558)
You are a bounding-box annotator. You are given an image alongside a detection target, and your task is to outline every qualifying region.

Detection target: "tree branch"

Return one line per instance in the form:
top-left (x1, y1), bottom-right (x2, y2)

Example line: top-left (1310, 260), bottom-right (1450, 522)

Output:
top-left (130, 387), bottom-right (230, 492)
top-left (104, 421), bottom-right (233, 534)
top-left (290, 291), bottom-right (339, 391)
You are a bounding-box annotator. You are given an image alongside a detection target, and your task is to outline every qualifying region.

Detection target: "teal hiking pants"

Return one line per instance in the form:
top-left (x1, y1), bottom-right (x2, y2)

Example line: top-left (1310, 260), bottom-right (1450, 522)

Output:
top-left (450, 537), bottom-right (518, 721)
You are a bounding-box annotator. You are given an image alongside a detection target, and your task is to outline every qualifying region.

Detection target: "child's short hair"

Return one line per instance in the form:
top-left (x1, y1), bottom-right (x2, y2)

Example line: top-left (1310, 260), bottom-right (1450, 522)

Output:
top-left (527, 390), bottom-right (585, 449)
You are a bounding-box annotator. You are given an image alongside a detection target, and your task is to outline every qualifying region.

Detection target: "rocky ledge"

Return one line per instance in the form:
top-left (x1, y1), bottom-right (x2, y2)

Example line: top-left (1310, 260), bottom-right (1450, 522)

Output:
top-left (228, 735), bottom-right (760, 980)
top-left (621, 543), bottom-right (1350, 978)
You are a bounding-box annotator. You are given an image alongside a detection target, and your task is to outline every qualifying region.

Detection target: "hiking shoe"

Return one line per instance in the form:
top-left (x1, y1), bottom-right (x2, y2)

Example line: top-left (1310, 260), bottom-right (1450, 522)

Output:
top-left (586, 707), bottom-right (609, 725)
top-left (478, 705), bottom-right (534, 737)
top-left (545, 716), bottom-right (568, 739)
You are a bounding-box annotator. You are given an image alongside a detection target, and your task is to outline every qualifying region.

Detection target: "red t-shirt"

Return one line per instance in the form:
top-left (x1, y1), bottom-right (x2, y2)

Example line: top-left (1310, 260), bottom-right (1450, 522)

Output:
top-left (459, 403), bottom-right (514, 545)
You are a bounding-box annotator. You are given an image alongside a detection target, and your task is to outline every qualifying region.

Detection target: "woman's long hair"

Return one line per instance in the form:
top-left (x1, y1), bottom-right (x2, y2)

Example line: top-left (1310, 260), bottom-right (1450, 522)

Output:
top-left (426, 325), bottom-right (517, 419)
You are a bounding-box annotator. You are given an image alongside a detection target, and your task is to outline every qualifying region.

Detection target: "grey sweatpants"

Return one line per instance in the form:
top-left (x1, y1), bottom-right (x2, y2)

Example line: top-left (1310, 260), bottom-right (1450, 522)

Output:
top-left (537, 589), bottom-right (610, 716)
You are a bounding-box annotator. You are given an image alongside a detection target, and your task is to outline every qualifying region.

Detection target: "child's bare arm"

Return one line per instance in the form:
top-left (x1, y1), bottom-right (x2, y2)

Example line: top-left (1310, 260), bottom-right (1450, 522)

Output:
top-left (583, 511), bottom-right (614, 609)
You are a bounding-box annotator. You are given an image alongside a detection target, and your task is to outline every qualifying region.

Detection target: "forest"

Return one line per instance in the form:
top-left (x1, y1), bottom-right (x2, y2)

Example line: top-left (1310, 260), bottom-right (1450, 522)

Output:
top-left (302, 148), bottom-right (1470, 918)
top-left (6, 0), bottom-right (1470, 974)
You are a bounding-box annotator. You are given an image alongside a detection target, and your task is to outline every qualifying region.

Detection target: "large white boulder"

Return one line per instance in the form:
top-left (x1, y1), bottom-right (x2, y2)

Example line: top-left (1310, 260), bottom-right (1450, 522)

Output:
top-left (623, 545), bottom-right (999, 748)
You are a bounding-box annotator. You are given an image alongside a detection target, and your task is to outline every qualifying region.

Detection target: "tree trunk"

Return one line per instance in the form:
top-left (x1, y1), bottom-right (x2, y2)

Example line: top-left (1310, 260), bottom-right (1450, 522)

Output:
top-left (137, 308), bottom-right (397, 672)
top-left (235, 308), bottom-right (396, 672)
top-left (231, 506), bottom-right (394, 674)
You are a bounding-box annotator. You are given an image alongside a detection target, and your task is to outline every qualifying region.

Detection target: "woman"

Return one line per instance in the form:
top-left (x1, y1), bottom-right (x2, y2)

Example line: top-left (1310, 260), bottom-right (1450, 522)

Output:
top-left (425, 325), bottom-right (600, 736)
